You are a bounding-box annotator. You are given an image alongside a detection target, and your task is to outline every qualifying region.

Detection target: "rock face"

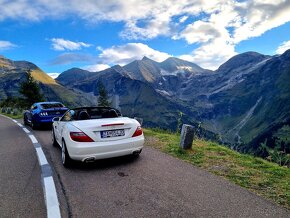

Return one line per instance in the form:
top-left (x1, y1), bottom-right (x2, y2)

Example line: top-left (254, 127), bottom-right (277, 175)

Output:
top-left (54, 50), bottom-right (290, 154)
top-left (180, 124), bottom-right (195, 150)
top-left (2, 50), bottom-right (290, 154)
top-left (56, 68), bottom-right (95, 86)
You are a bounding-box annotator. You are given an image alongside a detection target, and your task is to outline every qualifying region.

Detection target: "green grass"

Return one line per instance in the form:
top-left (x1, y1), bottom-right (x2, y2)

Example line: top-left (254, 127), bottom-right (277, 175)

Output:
top-left (0, 112), bottom-right (23, 119)
top-left (144, 128), bottom-right (290, 209)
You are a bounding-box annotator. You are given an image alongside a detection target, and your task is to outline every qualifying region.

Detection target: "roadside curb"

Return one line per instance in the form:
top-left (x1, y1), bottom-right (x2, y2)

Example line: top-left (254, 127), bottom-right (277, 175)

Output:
top-left (0, 114), bottom-right (61, 218)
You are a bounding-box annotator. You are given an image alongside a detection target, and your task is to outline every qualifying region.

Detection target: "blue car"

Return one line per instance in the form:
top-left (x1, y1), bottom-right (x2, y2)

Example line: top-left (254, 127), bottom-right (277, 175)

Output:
top-left (24, 102), bottom-right (68, 129)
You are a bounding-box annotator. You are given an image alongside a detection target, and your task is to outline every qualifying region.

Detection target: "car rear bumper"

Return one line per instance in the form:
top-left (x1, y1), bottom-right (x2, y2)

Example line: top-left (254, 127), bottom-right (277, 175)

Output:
top-left (36, 116), bottom-right (62, 124)
top-left (66, 135), bottom-right (144, 161)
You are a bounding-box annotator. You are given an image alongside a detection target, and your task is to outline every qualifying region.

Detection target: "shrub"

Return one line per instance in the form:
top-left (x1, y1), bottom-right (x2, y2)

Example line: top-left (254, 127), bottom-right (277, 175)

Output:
top-left (260, 139), bottom-right (290, 167)
top-left (12, 108), bottom-right (18, 116)
top-left (6, 108), bottom-right (11, 114)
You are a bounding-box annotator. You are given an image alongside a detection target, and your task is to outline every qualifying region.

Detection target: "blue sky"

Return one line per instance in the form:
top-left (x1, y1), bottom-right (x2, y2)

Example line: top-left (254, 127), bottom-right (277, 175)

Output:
top-left (0, 0), bottom-right (290, 77)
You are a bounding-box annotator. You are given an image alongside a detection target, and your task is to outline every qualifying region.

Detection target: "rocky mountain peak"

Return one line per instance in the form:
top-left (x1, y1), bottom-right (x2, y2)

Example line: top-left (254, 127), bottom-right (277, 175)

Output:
top-left (141, 56), bottom-right (151, 61)
top-left (160, 56), bottom-right (207, 74)
top-left (56, 67), bottom-right (93, 86)
top-left (280, 48), bottom-right (290, 59)
top-left (217, 52), bottom-right (270, 73)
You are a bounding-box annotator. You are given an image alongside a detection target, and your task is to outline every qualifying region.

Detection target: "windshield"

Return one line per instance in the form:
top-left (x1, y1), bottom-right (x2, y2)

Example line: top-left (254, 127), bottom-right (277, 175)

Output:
top-left (40, 103), bottom-right (64, 109)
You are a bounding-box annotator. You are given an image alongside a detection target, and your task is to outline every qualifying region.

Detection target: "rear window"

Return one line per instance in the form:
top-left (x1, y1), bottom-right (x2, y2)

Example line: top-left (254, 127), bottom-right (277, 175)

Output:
top-left (40, 103), bottom-right (64, 109)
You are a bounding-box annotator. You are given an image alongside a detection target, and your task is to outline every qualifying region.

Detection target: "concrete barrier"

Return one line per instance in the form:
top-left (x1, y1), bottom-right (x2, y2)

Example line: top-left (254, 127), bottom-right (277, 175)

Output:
top-left (180, 124), bottom-right (194, 149)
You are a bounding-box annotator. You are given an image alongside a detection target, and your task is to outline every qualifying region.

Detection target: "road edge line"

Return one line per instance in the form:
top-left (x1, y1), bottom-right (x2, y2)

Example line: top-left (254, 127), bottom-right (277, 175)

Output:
top-left (0, 115), bottom-right (61, 218)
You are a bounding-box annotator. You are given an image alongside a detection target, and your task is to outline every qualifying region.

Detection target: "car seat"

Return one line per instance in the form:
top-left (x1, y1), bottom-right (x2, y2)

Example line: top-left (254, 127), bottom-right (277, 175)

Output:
top-left (101, 109), bottom-right (118, 118)
top-left (78, 111), bottom-right (90, 120)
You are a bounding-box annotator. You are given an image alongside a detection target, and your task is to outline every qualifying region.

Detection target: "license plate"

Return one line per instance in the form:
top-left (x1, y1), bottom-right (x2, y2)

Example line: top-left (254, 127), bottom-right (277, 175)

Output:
top-left (101, 129), bottom-right (125, 138)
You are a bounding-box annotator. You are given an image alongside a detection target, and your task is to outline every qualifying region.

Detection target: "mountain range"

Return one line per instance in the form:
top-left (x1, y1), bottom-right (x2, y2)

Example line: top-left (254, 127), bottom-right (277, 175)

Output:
top-left (0, 50), bottom-right (289, 154)
top-left (0, 55), bottom-right (94, 107)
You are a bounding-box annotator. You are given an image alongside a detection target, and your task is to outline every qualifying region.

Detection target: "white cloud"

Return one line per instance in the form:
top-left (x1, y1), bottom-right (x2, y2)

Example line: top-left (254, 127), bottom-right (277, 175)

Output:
top-left (50, 38), bottom-right (91, 51)
top-left (180, 39), bottom-right (237, 70)
top-left (98, 43), bottom-right (170, 65)
top-left (50, 53), bottom-right (94, 65)
top-left (47, 72), bottom-right (60, 79)
top-left (173, 0), bottom-right (290, 69)
top-left (0, 40), bottom-right (16, 50)
top-left (1, 1), bottom-right (290, 69)
top-left (82, 64), bottom-right (110, 72)
top-left (173, 21), bottom-right (224, 44)
top-left (276, 40), bottom-right (290, 54)
top-left (179, 16), bottom-right (188, 23)
top-left (51, 43), bottom-right (170, 68)
top-left (232, 1), bottom-right (290, 43)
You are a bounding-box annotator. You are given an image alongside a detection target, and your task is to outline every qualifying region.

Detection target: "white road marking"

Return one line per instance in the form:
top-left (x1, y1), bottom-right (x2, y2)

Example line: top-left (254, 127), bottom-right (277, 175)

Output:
top-left (35, 147), bottom-right (49, 166)
top-left (44, 177), bottom-right (61, 218)
top-left (29, 135), bottom-right (38, 144)
top-left (2, 114), bottom-right (61, 218)
top-left (23, 128), bottom-right (30, 134)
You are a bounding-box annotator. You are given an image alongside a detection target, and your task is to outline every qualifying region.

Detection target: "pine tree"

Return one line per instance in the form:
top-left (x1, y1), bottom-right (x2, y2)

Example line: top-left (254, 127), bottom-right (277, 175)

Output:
top-left (19, 70), bottom-right (45, 107)
top-left (97, 81), bottom-right (111, 107)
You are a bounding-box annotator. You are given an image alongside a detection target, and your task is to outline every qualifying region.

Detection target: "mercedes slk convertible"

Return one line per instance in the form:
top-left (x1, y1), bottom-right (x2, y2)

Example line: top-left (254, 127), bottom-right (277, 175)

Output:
top-left (52, 107), bottom-right (144, 167)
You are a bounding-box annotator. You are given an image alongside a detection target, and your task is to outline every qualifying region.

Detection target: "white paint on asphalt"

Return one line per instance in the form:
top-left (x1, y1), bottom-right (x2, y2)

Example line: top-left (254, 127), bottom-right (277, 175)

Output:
top-left (1, 114), bottom-right (62, 218)
top-left (23, 128), bottom-right (30, 134)
top-left (44, 176), bottom-right (61, 218)
top-left (29, 135), bottom-right (38, 144)
top-left (36, 147), bottom-right (49, 166)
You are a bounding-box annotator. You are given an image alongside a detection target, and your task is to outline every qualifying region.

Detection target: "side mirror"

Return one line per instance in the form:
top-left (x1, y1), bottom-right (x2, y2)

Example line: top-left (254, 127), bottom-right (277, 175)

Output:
top-left (52, 117), bottom-right (60, 122)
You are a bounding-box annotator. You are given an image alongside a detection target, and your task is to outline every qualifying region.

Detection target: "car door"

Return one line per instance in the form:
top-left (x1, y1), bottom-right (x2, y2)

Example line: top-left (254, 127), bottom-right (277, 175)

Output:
top-left (56, 110), bottom-right (73, 140)
top-left (27, 104), bottom-right (37, 122)
top-left (53, 117), bottom-right (62, 142)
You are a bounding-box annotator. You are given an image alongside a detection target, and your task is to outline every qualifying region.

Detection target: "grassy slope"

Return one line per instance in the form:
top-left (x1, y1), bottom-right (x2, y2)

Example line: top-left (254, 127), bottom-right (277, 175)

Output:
top-left (31, 69), bottom-right (93, 107)
top-left (144, 128), bottom-right (290, 209)
top-left (0, 112), bottom-right (23, 119)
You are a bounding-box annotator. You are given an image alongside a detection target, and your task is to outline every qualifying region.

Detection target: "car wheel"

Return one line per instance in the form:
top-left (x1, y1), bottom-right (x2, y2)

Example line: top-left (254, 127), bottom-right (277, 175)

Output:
top-left (61, 140), bottom-right (72, 167)
top-left (52, 129), bottom-right (58, 147)
top-left (31, 120), bottom-right (37, 130)
top-left (24, 114), bottom-right (28, 126)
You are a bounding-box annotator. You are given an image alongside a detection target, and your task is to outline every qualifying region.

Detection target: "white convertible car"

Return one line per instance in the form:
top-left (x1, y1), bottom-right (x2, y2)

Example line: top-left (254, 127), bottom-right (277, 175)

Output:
top-left (52, 107), bottom-right (144, 167)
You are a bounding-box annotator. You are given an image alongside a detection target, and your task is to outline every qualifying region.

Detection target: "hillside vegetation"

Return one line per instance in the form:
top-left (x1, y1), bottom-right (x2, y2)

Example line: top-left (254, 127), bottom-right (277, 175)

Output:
top-left (144, 129), bottom-right (290, 209)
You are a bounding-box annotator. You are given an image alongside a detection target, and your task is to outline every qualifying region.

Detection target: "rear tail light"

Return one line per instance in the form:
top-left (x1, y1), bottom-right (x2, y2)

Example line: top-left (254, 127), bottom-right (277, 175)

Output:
top-left (132, 126), bottom-right (143, 137)
top-left (70, 132), bottom-right (94, 142)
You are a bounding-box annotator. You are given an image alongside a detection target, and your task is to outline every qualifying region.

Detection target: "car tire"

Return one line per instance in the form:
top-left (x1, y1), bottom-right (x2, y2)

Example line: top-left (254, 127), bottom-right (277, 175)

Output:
top-left (62, 140), bottom-right (72, 167)
top-left (31, 120), bottom-right (37, 130)
top-left (52, 129), bottom-right (58, 147)
top-left (24, 114), bottom-right (28, 126)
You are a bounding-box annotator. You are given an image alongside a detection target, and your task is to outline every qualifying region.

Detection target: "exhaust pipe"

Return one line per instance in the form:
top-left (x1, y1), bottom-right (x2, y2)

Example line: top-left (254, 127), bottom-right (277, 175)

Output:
top-left (133, 149), bottom-right (142, 155)
top-left (83, 157), bottom-right (96, 163)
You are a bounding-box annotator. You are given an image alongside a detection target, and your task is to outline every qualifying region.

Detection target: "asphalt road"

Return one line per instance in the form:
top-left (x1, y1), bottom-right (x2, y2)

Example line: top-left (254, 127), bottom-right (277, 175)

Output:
top-left (0, 116), bottom-right (46, 218)
top-left (1, 115), bottom-right (289, 218)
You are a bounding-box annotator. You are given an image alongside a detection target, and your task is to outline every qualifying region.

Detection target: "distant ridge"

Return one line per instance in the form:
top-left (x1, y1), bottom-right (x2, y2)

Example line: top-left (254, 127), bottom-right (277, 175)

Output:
top-left (1, 49), bottom-right (290, 155)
